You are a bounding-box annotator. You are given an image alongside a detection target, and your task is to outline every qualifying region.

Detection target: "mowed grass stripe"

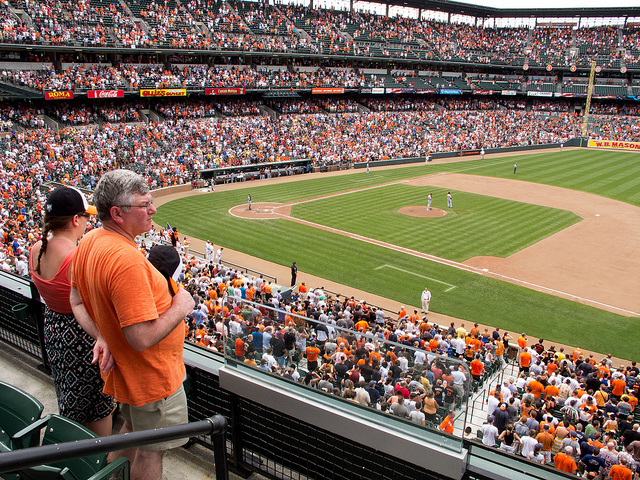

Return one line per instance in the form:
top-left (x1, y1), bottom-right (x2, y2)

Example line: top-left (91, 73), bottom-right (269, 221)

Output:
top-left (292, 185), bottom-right (580, 261)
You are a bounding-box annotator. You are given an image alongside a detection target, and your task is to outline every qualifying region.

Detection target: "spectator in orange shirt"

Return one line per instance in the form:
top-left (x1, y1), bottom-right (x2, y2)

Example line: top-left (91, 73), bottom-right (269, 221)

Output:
top-left (554, 446), bottom-right (578, 474)
top-left (470, 354), bottom-right (484, 381)
top-left (545, 379), bottom-right (560, 399)
top-left (611, 377), bottom-right (627, 401)
top-left (519, 348), bottom-right (532, 375)
top-left (304, 341), bottom-right (321, 372)
top-left (235, 336), bottom-right (247, 359)
top-left (573, 347), bottom-right (583, 362)
top-left (529, 376), bottom-right (545, 399)
top-left (439, 410), bottom-right (455, 434)
top-left (536, 423), bottom-right (554, 463)
top-left (608, 456), bottom-right (633, 480)
top-left (517, 333), bottom-right (527, 353)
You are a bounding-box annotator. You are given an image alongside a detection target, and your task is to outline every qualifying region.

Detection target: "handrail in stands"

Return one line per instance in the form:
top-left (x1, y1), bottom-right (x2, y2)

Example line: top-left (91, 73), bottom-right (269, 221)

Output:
top-left (0, 415), bottom-right (228, 480)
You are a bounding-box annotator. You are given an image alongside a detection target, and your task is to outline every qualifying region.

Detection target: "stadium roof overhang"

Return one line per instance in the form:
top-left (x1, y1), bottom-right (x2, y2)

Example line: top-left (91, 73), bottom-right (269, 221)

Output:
top-left (393, 0), bottom-right (640, 19)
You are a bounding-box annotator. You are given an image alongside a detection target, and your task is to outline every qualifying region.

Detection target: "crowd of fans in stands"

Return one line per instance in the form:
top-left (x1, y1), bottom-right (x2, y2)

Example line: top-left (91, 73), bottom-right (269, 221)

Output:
top-left (0, 1), bottom-right (639, 67)
top-left (3, 94), bottom-right (640, 183)
top-left (151, 246), bottom-right (640, 478)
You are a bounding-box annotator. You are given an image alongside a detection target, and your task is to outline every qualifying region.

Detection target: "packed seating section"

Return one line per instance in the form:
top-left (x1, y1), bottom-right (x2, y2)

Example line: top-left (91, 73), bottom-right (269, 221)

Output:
top-left (0, 1), bottom-right (639, 67)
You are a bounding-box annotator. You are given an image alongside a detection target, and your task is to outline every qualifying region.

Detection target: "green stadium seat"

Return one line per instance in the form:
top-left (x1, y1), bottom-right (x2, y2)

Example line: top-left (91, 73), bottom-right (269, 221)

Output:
top-left (0, 381), bottom-right (44, 450)
top-left (11, 415), bottom-right (130, 480)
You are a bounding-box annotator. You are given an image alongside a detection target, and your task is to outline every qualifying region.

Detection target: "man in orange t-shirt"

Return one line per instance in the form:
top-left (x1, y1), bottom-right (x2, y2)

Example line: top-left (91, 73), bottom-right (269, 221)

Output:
top-left (609, 457), bottom-right (633, 480)
top-left (439, 411), bottom-right (455, 434)
top-left (611, 377), bottom-right (627, 401)
top-left (554, 446), bottom-right (577, 474)
top-left (298, 282), bottom-right (307, 300)
top-left (70, 170), bottom-right (195, 479)
top-left (517, 333), bottom-right (527, 354)
top-left (470, 355), bottom-right (484, 381)
top-left (304, 341), bottom-right (321, 372)
top-left (519, 348), bottom-right (532, 374)
top-left (529, 376), bottom-right (545, 399)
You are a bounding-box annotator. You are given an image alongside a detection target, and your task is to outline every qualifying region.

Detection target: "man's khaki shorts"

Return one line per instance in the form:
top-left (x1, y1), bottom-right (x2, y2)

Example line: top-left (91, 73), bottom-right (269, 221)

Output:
top-left (120, 385), bottom-right (189, 451)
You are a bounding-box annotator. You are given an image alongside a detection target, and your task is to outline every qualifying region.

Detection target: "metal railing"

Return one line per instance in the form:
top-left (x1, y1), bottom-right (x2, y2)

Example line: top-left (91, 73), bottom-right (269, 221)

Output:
top-left (0, 416), bottom-right (228, 479)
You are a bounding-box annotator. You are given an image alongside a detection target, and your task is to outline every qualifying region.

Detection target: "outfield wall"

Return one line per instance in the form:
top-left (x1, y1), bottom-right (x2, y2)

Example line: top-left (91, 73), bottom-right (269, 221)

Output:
top-left (354, 138), bottom-right (583, 169)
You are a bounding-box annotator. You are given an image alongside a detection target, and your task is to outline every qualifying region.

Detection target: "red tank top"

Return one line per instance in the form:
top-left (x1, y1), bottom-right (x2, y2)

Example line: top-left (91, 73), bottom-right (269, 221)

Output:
top-left (29, 246), bottom-right (74, 314)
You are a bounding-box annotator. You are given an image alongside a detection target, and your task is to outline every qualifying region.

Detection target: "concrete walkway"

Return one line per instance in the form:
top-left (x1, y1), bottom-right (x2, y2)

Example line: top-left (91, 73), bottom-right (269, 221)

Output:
top-left (0, 343), bottom-right (263, 480)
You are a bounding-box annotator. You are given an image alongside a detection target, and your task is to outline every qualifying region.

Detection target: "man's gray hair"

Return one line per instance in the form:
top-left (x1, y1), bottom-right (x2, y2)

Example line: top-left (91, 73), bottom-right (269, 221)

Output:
top-left (94, 169), bottom-right (149, 221)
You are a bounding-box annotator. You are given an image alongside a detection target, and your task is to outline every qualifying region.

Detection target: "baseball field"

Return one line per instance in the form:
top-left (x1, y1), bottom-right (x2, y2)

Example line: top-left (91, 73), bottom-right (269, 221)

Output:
top-left (155, 149), bottom-right (640, 360)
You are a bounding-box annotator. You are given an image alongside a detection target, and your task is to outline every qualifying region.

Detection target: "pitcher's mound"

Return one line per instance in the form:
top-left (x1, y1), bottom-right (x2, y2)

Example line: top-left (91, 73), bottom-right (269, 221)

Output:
top-left (399, 206), bottom-right (448, 218)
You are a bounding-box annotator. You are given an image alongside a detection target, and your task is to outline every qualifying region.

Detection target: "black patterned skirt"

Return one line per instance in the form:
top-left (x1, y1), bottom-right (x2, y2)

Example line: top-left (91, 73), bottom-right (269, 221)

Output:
top-left (44, 308), bottom-right (114, 423)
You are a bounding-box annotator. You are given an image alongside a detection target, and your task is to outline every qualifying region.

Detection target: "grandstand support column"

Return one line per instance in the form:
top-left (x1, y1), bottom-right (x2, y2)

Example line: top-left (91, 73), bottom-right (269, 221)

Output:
top-left (581, 60), bottom-right (597, 139)
top-left (350, 0), bottom-right (353, 12)
top-left (386, 2), bottom-right (389, 17)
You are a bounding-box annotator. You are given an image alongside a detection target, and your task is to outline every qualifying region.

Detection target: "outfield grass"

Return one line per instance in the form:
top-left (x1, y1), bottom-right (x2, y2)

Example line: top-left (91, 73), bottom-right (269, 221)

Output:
top-left (446, 149), bottom-right (640, 207)
top-left (291, 183), bottom-right (580, 262)
top-left (155, 149), bottom-right (640, 360)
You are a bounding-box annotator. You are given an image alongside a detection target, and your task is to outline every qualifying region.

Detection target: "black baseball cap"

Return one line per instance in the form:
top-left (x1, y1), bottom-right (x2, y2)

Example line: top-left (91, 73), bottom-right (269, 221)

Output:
top-left (148, 245), bottom-right (182, 296)
top-left (45, 187), bottom-right (97, 216)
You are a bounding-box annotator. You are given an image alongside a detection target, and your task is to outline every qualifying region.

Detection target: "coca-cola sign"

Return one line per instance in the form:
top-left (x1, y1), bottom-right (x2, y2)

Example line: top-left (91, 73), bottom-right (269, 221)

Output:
top-left (88, 90), bottom-right (124, 98)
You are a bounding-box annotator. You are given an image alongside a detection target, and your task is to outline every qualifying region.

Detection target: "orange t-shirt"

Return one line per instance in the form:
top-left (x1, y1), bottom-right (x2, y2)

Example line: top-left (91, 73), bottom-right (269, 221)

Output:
top-left (612, 378), bottom-right (627, 396)
top-left (439, 416), bottom-right (454, 434)
top-left (519, 352), bottom-right (532, 367)
top-left (355, 320), bottom-right (369, 332)
top-left (554, 453), bottom-right (577, 474)
top-left (529, 380), bottom-right (544, 399)
top-left (305, 346), bottom-right (320, 362)
top-left (545, 384), bottom-right (560, 398)
top-left (71, 229), bottom-right (185, 407)
top-left (518, 336), bottom-right (527, 348)
top-left (470, 359), bottom-right (484, 376)
top-left (608, 465), bottom-right (632, 480)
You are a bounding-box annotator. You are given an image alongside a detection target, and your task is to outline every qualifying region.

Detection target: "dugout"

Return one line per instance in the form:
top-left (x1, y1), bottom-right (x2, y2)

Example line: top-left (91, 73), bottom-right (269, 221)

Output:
top-left (200, 158), bottom-right (314, 185)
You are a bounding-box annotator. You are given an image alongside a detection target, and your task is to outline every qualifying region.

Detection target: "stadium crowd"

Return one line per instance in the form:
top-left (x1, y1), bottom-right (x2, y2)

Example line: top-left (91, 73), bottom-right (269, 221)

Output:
top-left (1, 113), bottom-right (639, 477)
top-left (146, 248), bottom-right (640, 478)
top-left (0, 1), bottom-right (638, 67)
